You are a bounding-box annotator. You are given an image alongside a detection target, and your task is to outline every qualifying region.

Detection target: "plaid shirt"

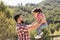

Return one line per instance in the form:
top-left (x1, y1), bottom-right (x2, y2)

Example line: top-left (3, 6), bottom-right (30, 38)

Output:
top-left (16, 23), bottom-right (30, 40)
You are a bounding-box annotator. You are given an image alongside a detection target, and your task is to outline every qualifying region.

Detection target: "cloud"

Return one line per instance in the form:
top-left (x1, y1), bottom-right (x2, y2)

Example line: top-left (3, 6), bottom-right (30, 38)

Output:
top-left (0, 0), bottom-right (44, 6)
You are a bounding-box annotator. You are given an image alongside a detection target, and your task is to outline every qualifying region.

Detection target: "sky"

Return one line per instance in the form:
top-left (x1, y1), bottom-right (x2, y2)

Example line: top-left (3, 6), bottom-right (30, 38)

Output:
top-left (0, 0), bottom-right (44, 6)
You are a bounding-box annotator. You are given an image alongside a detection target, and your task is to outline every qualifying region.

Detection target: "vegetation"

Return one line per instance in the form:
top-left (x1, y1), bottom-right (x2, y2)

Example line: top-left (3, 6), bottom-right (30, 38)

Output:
top-left (0, 0), bottom-right (60, 40)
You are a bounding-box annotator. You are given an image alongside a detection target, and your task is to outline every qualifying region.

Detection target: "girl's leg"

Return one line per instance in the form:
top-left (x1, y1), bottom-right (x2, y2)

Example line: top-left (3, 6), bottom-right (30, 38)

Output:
top-left (36, 23), bottom-right (48, 35)
top-left (36, 26), bottom-right (42, 35)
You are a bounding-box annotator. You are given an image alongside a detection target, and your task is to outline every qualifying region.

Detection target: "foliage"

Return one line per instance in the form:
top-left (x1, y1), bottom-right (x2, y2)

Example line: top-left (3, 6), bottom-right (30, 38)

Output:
top-left (0, 0), bottom-right (60, 40)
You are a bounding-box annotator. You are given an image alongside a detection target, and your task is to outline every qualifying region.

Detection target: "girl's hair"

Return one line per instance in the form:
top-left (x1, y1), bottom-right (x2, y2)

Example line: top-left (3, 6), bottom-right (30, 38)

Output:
top-left (32, 8), bottom-right (42, 13)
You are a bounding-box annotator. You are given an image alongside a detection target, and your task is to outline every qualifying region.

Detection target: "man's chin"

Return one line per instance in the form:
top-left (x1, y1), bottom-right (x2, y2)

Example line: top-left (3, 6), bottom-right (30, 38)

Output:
top-left (21, 21), bottom-right (24, 24)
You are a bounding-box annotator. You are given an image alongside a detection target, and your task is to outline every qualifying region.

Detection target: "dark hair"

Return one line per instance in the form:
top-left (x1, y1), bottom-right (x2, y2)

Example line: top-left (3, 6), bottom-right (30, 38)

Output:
top-left (14, 14), bottom-right (22, 22)
top-left (32, 8), bottom-right (42, 13)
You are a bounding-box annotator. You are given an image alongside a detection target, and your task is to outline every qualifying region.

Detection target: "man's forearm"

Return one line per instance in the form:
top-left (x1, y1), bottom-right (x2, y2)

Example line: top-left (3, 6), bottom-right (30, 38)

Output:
top-left (27, 22), bottom-right (41, 31)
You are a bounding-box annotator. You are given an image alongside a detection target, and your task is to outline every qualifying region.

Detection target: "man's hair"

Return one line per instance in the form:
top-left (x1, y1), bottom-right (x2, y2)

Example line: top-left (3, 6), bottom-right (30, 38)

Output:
top-left (14, 14), bottom-right (22, 22)
top-left (32, 8), bottom-right (42, 13)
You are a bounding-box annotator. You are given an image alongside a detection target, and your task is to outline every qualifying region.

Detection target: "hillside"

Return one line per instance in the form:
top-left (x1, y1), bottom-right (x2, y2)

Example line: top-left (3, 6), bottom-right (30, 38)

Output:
top-left (0, 0), bottom-right (60, 40)
top-left (12, 0), bottom-right (60, 24)
top-left (7, 0), bottom-right (60, 33)
top-left (11, 0), bottom-right (60, 35)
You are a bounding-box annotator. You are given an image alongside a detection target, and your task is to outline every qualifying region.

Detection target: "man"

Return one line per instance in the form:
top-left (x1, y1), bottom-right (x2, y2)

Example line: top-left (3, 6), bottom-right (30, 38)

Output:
top-left (14, 14), bottom-right (43, 40)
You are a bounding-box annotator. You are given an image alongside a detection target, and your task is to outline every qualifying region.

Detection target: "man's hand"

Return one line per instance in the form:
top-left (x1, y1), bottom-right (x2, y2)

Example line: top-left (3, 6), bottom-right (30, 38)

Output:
top-left (27, 22), bottom-right (40, 31)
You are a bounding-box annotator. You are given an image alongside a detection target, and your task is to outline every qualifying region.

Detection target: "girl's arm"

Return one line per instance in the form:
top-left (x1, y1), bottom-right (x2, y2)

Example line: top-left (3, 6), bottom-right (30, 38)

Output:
top-left (27, 22), bottom-right (41, 31)
top-left (27, 20), bottom-right (43, 31)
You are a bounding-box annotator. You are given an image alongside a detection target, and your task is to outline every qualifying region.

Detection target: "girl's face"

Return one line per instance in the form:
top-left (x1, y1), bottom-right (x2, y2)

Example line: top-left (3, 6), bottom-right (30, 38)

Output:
top-left (32, 12), bottom-right (38, 18)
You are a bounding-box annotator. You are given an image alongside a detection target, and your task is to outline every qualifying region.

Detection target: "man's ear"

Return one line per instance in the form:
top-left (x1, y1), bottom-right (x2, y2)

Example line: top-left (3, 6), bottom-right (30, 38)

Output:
top-left (17, 18), bottom-right (19, 21)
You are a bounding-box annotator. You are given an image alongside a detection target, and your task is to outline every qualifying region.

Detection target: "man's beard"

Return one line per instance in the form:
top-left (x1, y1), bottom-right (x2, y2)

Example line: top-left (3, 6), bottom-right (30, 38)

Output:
top-left (21, 21), bottom-right (24, 24)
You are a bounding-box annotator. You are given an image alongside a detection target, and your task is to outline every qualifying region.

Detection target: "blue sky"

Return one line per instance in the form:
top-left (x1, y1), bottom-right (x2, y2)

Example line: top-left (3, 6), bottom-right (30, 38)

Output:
top-left (0, 0), bottom-right (44, 6)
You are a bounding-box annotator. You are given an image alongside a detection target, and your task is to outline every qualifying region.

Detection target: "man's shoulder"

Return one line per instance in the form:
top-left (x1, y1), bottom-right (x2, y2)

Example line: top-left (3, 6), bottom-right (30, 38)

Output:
top-left (16, 23), bottom-right (27, 28)
top-left (16, 24), bottom-right (21, 27)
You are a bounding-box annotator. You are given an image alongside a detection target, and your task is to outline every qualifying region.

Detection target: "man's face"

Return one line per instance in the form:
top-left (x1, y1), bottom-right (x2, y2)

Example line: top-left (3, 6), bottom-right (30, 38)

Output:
top-left (18, 15), bottom-right (24, 22)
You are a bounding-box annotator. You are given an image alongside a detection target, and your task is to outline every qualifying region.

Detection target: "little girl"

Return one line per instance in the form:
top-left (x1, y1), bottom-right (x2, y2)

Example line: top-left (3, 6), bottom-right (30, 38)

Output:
top-left (32, 8), bottom-right (48, 39)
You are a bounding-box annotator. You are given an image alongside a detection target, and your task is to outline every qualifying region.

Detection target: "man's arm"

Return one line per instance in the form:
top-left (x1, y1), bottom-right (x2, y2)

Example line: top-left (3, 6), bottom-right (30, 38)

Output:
top-left (27, 22), bottom-right (41, 31)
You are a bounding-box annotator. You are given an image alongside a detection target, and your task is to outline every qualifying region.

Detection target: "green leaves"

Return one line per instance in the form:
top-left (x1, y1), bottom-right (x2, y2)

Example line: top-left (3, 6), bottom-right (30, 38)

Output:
top-left (0, 0), bottom-right (60, 40)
